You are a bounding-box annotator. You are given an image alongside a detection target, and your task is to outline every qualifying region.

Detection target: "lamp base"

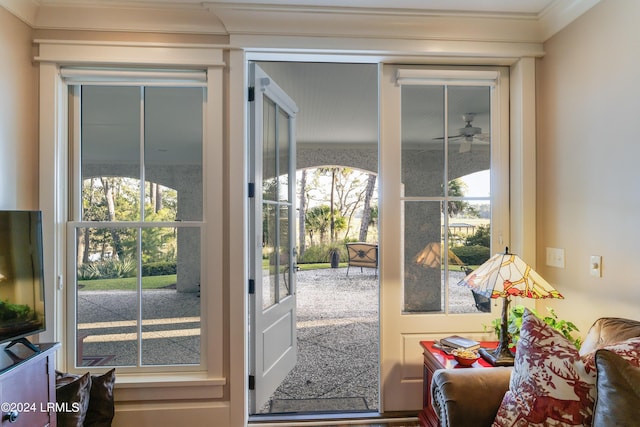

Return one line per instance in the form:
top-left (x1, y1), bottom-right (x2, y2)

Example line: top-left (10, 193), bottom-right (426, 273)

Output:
top-left (479, 347), bottom-right (515, 367)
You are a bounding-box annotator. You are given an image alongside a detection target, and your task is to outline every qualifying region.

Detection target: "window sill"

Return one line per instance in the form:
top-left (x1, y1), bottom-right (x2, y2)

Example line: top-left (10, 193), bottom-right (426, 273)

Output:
top-left (114, 373), bottom-right (226, 401)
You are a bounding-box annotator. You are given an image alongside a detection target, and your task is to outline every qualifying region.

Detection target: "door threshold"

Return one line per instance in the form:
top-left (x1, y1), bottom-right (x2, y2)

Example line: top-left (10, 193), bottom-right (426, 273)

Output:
top-left (249, 411), bottom-right (419, 426)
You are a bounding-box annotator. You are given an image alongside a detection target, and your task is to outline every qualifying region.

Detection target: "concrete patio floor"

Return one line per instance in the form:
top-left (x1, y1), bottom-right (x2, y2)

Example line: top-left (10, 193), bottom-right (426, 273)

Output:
top-left (76, 266), bottom-right (478, 415)
top-left (259, 267), bottom-right (380, 414)
top-left (258, 266), bottom-right (478, 414)
top-left (77, 288), bottom-right (200, 367)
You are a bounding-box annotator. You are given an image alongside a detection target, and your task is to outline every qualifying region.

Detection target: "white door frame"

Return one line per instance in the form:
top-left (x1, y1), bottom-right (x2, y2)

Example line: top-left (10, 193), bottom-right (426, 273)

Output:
top-left (228, 51), bottom-right (536, 426)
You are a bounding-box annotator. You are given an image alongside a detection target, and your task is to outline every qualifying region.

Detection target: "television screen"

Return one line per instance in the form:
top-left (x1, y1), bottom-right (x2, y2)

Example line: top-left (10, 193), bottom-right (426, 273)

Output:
top-left (0, 211), bottom-right (46, 347)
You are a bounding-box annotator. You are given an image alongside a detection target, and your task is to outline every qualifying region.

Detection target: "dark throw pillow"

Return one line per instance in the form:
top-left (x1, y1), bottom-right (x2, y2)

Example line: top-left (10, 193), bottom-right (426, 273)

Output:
top-left (592, 349), bottom-right (640, 427)
top-left (84, 368), bottom-right (116, 427)
top-left (56, 371), bottom-right (92, 427)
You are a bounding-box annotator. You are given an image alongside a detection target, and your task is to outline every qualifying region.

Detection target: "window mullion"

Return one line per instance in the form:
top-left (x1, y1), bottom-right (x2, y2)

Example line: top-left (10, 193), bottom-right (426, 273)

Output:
top-left (137, 227), bottom-right (143, 368)
top-left (443, 85), bottom-right (450, 314)
top-left (140, 86), bottom-right (146, 222)
top-left (138, 86), bottom-right (146, 368)
top-left (274, 105), bottom-right (280, 304)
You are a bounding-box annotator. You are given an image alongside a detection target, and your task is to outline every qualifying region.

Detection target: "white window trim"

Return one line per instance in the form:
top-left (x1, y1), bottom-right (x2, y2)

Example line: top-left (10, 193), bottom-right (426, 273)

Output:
top-left (394, 67), bottom-right (505, 314)
top-left (36, 42), bottom-right (226, 400)
top-left (66, 81), bottom-right (209, 371)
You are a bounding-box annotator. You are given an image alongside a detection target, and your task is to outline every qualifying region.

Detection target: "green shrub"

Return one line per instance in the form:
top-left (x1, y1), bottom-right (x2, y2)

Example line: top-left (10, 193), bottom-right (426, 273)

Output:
top-left (465, 225), bottom-right (490, 247)
top-left (77, 256), bottom-right (137, 280)
top-left (142, 261), bottom-right (177, 277)
top-left (299, 243), bottom-right (348, 264)
top-left (451, 245), bottom-right (490, 265)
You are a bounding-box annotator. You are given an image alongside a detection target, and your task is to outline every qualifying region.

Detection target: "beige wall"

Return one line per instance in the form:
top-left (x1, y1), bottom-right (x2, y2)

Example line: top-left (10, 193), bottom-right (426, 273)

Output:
top-left (537, 0), bottom-right (640, 335)
top-left (0, 7), bottom-right (38, 209)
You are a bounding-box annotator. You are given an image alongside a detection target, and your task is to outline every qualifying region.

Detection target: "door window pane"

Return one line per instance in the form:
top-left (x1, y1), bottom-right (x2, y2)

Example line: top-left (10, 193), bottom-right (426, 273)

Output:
top-left (263, 98), bottom-right (277, 201)
top-left (278, 205), bottom-right (291, 299)
top-left (261, 97), bottom-right (294, 308)
top-left (278, 108), bottom-right (290, 203)
top-left (262, 204), bottom-right (277, 309)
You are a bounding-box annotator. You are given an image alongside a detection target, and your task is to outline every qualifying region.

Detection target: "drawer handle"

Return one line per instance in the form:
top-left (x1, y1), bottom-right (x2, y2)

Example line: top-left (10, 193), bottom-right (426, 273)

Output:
top-left (3, 410), bottom-right (19, 423)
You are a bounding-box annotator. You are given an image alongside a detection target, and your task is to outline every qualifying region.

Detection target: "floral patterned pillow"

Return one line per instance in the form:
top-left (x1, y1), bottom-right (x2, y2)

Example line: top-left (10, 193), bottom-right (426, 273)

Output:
top-left (581, 337), bottom-right (640, 372)
top-left (493, 308), bottom-right (596, 427)
top-left (493, 309), bottom-right (640, 427)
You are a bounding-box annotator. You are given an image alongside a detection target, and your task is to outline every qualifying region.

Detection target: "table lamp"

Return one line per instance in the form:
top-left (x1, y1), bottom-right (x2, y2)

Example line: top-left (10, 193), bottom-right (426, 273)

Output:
top-left (457, 247), bottom-right (564, 366)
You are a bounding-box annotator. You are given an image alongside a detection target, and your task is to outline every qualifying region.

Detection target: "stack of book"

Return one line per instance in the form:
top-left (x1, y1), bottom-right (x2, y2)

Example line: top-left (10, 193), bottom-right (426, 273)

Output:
top-left (437, 335), bottom-right (480, 354)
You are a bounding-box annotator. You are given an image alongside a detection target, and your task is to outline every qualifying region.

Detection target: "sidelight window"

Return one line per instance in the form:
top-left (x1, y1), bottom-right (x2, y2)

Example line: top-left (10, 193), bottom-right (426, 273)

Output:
top-left (397, 70), bottom-right (499, 314)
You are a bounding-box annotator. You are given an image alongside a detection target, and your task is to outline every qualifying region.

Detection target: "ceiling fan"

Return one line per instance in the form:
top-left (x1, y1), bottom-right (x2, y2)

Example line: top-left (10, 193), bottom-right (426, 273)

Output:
top-left (454, 113), bottom-right (482, 139)
top-left (436, 113), bottom-right (490, 153)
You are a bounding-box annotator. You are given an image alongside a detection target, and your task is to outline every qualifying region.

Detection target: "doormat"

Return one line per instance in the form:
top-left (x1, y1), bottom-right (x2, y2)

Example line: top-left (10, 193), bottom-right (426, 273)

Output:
top-left (270, 397), bottom-right (368, 413)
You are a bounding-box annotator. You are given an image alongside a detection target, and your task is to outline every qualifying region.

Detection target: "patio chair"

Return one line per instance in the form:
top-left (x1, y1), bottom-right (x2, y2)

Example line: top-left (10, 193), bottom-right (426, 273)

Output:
top-left (345, 242), bottom-right (378, 277)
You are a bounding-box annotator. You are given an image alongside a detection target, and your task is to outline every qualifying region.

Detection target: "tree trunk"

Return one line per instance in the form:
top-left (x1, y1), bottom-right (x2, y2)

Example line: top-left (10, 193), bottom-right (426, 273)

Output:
top-left (155, 183), bottom-right (162, 212)
top-left (101, 177), bottom-right (124, 259)
top-left (150, 182), bottom-right (156, 213)
top-left (81, 178), bottom-right (96, 264)
top-left (298, 169), bottom-right (307, 258)
top-left (359, 173), bottom-right (377, 242)
top-left (330, 168), bottom-right (336, 241)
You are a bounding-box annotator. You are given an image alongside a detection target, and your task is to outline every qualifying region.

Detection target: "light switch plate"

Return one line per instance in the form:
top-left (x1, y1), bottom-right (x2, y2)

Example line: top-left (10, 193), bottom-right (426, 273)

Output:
top-left (546, 247), bottom-right (565, 268)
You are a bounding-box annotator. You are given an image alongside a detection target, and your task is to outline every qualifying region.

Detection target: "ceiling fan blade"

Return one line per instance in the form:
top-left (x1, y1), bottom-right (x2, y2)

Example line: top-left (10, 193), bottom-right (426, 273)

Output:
top-left (433, 134), bottom-right (463, 140)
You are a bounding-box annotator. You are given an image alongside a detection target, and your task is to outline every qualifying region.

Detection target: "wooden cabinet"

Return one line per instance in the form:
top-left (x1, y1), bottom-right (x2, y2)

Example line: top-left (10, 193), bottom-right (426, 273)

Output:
top-left (418, 341), bottom-right (495, 427)
top-left (0, 343), bottom-right (60, 427)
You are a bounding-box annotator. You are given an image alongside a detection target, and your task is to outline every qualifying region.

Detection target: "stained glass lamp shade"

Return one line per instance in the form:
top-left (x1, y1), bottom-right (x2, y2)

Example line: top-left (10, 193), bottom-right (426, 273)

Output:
top-left (458, 247), bottom-right (564, 366)
top-left (414, 242), bottom-right (465, 269)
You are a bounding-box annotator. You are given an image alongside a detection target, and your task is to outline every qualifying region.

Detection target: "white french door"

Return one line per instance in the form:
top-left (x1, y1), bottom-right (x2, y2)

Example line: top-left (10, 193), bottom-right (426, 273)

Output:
top-left (248, 63), bottom-right (299, 413)
top-left (378, 65), bottom-right (510, 411)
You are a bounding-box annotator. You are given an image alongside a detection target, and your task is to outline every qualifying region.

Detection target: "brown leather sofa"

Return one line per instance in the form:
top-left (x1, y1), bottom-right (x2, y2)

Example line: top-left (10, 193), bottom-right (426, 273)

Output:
top-left (430, 317), bottom-right (640, 427)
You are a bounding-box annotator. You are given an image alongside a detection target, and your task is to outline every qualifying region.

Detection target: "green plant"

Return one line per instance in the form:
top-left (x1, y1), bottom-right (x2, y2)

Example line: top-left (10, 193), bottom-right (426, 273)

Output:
top-left (0, 300), bottom-right (35, 322)
top-left (451, 245), bottom-right (491, 265)
top-left (77, 256), bottom-right (137, 280)
top-left (298, 242), bottom-right (348, 264)
top-left (488, 304), bottom-right (582, 349)
top-left (142, 261), bottom-right (177, 277)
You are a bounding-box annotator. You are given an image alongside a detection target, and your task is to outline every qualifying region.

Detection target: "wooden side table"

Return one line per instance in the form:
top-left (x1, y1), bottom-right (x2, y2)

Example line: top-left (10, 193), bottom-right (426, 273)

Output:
top-left (0, 342), bottom-right (60, 427)
top-left (418, 340), bottom-right (496, 427)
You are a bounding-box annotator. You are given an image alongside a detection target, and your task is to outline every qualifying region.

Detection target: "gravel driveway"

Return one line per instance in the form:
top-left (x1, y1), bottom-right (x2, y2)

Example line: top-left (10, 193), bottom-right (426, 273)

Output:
top-left (259, 266), bottom-right (480, 414)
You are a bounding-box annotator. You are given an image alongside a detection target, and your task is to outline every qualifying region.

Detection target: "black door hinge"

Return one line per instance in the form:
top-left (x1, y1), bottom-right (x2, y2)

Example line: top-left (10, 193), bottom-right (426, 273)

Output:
top-left (248, 183), bottom-right (255, 198)
top-left (248, 86), bottom-right (255, 102)
top-left (248, 279), bottom-right (255, 295)
top-left (249, 375), bottom-right (255, 390)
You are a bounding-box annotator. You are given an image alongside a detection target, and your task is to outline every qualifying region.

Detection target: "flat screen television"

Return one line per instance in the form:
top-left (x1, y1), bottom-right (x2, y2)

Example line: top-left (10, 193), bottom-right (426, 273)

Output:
top-left (0, 210), bottom-right (46, 352)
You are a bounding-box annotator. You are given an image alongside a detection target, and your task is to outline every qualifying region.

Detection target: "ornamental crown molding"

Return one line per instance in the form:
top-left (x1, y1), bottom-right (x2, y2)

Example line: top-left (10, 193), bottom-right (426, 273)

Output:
top-left (0, 0), bottom-right (600, 43)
